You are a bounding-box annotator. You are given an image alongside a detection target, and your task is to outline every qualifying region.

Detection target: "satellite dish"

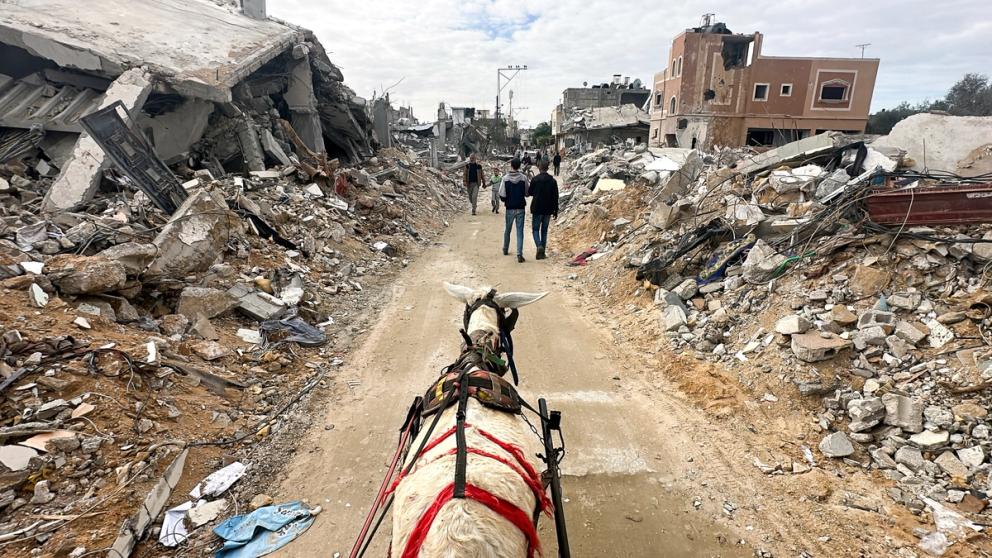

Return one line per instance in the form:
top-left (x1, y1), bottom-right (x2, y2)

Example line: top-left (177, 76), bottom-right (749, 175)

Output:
top-left (583, 81), bottom-right (588, 87)
top-left (631, 78), bottom-right (643, 89)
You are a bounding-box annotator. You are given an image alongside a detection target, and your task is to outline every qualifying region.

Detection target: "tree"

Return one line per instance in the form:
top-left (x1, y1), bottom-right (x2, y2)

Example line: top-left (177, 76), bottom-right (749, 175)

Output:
top-left (531, 121), bottom-right (553, 147)
top-left (867, 101), bottom-right (921, 134)
top-left (866, 73), bottom-right (992, 134)
top-left (944, 73), bottom-right (992, 116)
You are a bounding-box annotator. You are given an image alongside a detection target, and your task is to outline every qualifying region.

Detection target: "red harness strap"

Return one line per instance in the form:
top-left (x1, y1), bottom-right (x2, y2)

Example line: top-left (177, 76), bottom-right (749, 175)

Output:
top-left (400, 482), bottom-right (542, 558)
top-left (386, 424), bottom-right (552, 515)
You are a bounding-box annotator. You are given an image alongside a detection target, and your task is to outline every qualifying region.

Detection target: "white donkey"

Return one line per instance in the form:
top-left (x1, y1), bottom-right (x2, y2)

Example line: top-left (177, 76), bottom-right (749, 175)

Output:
top-left (390, 283), bottom-right (549, 558)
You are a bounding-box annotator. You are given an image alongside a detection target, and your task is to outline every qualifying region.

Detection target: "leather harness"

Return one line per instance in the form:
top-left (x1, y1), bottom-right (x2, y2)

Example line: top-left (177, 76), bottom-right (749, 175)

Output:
top-left (397, 292), bottom-right (547, 557)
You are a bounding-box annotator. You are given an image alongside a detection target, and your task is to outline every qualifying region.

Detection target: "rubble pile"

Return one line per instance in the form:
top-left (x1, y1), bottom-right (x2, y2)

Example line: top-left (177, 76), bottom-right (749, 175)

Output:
top-left (0, 1), bottom-right (465, 555)
top-left (555, 123), bottom-right (992, 554)
top-left (0, 142), bottom-right (460, 555)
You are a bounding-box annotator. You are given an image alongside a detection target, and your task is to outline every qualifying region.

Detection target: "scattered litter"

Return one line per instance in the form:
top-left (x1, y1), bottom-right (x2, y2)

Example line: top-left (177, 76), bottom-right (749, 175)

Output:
top-left (213, 501), bottom-right (320, 558)
top-left (190, 461), bottom-right (247, 500)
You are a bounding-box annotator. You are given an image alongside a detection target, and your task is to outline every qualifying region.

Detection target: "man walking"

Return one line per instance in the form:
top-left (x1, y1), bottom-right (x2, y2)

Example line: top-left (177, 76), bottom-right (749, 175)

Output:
top-left (528, 159), bottom-right (559, 260)
top-left (552, 150), bottom-right (562, 176)
top-left (462, 153), bottom-right (484, 215)
top-left (498, 158), bottom-right (529, 263)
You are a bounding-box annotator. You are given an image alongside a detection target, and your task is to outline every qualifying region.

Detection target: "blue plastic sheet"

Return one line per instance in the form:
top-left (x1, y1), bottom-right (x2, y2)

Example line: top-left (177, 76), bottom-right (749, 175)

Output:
top-left (213, 501), bottom-right (317, 558)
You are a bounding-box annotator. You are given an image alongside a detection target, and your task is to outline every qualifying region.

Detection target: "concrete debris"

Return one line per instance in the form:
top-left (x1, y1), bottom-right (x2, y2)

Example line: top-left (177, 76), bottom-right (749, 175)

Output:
top-left (146, 189), bottom-right (244, 278)
top-left (177, 287), bottom-right (238, 320)
top-left (775, 315), bottom-right (810, 335)
top-left (44, 255), bottom-right (127, 295)
top-left (819, 431), bottom-right (854, 458)
top-left (551, 120), bottom-right (992, 524)
top-left (791, 332), bottom-right (852, 363)
top-left (28, 284), bottom-right (48, 308)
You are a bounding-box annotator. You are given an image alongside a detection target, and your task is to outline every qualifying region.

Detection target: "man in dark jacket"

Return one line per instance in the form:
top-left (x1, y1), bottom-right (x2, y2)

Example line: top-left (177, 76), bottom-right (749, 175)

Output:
top-left (498, 158), bottom-right (530, 262)
top-left (462, 153), bottom-right (484, 215)
top-left (528, 160), bottom-right (559, 260)
top-left (552, 151), bottom-right (562, 176)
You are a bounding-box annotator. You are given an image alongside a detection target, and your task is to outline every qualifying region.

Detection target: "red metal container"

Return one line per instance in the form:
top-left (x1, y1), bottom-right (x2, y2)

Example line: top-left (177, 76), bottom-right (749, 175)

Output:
top-left (867, 183), bottom-right (992, 226)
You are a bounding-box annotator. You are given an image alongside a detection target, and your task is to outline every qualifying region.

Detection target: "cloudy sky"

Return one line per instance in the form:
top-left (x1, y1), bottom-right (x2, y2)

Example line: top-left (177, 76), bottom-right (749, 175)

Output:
top-left (270, 0), bottom-right (989, 127)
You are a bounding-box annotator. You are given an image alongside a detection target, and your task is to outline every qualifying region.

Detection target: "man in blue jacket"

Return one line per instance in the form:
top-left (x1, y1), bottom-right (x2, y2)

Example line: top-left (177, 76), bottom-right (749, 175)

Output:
top-left (498, 158), bottom-right (530, 263)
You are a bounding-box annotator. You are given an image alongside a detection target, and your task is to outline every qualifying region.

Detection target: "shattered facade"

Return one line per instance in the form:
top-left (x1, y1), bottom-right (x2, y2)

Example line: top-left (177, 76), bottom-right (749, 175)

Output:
top-left (648, 21), bottom-right (879, 150)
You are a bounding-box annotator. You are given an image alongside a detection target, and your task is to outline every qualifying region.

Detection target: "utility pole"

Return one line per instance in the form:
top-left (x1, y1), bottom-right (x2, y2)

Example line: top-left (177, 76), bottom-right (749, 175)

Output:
top-left (496, 65), bottom-right (528, 146)
top-left (855, 43), bottom-right (871, 58)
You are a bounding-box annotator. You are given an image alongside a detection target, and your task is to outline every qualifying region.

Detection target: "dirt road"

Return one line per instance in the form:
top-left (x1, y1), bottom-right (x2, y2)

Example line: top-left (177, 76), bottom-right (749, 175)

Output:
top-left (273, 208), bottom-right (757, 557)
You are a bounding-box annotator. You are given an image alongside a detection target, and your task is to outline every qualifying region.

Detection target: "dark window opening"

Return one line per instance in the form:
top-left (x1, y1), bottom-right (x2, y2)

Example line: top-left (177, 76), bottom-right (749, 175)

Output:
top-left (820, 84), bottom-right (847, 101)
top-left (691, 137), bottom-right (698, 149)
top-left (703, 89), bottom-right (716, 101)
top-left (746, 129), bottom-right (775, 146)
top-left (669, 96), bottom-right (676, 114)
top-left (781, 84), bottom-right (792, 96)
top-left (677, 118), bottom-right (688, 130)
top-left (664, 134), bottom-right (678, 147)
top-left (655, 93), bottom-right (662, 107)
top-left (747, 128), bottom-right (807, 147)
top-left (753, 84), bottom-right (768, 101)
top-left (720, 36), bottom-right (754, 70)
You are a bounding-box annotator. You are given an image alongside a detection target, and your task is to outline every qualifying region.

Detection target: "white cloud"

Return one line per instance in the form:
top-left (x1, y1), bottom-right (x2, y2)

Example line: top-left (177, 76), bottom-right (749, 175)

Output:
top-left (270, 0), bottom-right (989, 126)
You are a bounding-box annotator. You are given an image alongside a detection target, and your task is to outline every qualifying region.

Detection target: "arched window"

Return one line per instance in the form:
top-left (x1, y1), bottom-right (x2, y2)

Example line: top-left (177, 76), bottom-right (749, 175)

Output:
top-left (669, 96), bottom-right (677, 114)
top-left (677, 56), bottom-right (683, 76)
top-left (672, 59), bottom-right (677, 76)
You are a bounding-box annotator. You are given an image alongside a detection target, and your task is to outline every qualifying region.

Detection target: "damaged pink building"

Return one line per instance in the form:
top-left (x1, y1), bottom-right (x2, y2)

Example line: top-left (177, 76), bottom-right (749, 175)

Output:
top-left (648, 19), bottom-right (880, 149)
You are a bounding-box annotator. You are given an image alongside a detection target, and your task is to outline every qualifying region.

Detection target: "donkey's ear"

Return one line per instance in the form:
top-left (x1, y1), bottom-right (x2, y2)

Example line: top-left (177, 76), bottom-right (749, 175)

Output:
top-left (443, 282), bottom-right (476, 304)
top-left (493, 291), bottom-right (547, 309)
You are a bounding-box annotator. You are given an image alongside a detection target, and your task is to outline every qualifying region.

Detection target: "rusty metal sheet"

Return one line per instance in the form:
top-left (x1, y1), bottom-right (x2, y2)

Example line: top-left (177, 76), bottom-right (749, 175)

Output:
top-left (867, 183), bottom-right (992, 225)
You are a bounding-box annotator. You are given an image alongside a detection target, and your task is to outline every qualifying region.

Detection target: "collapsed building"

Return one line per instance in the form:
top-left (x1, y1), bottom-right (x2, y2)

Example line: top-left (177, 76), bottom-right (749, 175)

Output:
top-left (0, 0), bottom-right (374, 211)
top-left (550, 74), bottom-right (650, 152)
top-left (557, 104), bottom-right (650, 153)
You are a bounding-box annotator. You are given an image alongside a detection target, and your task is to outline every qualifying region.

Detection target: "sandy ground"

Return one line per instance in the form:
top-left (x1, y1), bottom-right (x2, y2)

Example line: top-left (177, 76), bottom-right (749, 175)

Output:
top-left (273, 208), bottom-right (753, 557)
top-left (272, 205), bottom-right (931, 557)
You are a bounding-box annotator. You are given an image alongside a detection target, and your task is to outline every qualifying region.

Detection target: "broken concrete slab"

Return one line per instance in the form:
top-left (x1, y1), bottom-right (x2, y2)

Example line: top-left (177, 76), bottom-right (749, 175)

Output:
top-left (96, 242), bottom-right (159, 275)
top-left (227, 284), bottom-right (287, 321)
top-left (42, 68), bottom-right (153, 212)
top-left (109, 448), bottom-right (187, 558)
top-left (819, 431), bottom-right (854, 458)
top-left (849, 265), bottom-right (891, 297)
top-left (176, 287), bottom-right (237, 320)
top-left (775, 315), bottom-right (810, 335)
top-left (737, 132), bottom-right (848, 176)
top-left (742, 239), bottom-right (787, 283)
top-left (146, 189), bottom-right (243, 278)
top-left (791, 332), bottom-right (852, 362)
top-left (910, 430), bottom-right (949, 450)
top-left (0, 445), bottom-right (39, 471)
top-left (935, 451), bottom-right (970, 480)
top-left (882, 393), bottom-right (924, 433)
top-left (191, 340), bottom-right (232, 361)
top-left (44, 254), bottom-right (127, 294)
top-left (848, 397), bottom-right (885, 432)
top-left (260, 129), bottom-right (293, 167)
